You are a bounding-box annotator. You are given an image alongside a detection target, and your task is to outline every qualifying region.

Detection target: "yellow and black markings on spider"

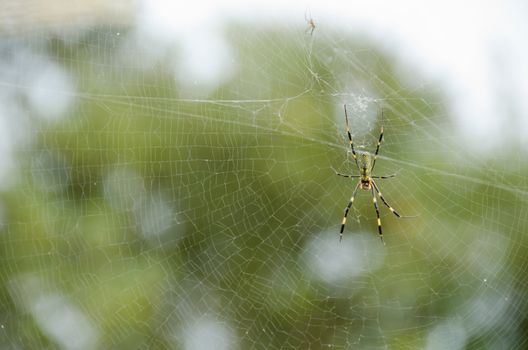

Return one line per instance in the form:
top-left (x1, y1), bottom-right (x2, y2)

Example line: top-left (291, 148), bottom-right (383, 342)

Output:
top-left (335, 105), bottom-right (414, 244)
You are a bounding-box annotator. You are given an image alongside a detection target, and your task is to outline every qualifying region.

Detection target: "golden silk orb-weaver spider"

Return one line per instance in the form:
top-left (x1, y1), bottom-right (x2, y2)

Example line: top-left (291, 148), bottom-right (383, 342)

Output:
top-left (335, 105), bottom-right (414, 244)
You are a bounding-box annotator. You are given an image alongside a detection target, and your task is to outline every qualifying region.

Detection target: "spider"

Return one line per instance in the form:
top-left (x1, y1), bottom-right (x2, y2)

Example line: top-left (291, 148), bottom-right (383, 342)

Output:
top-left (335, 105), bottom-right (412, 244)
top-left (305, 11), bottom-right (315, 35)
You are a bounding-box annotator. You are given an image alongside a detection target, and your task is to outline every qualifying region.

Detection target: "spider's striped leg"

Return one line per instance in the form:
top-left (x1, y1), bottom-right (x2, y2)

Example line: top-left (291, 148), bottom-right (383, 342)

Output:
top-left (335, 173), bottom-right (360, 178)
top-left (332, 167), bottom-right (360, 178)
top-left (372, 180), bottom-right (404, 218)
top-left (340, 181), bottom-right (361, 242)
top-left (370, 108), bottom-right (384, 172)
top-left (371, 174), bottom-right (396, 179)
top-left (344, 104), bottom-right (360, 170)
top-left (371, 185), bottom-right (384, 244)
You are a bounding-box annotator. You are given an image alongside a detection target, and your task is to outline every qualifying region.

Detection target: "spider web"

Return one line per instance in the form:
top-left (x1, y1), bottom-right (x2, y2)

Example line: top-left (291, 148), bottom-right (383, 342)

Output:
top-left (1, 2), bottom-right (528, 350)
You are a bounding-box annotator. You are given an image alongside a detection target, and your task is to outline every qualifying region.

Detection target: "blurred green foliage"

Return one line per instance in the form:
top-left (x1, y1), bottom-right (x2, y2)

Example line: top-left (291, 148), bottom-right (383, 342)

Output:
top-left (0, 26), bottom-right (527, 350)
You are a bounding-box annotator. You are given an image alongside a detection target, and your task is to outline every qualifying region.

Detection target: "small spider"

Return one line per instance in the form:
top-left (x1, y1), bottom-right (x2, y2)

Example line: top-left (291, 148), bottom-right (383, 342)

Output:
top-left (335, 105), bottom-right (413, 244)
top-left (305, 11), bottom-right (315, 35)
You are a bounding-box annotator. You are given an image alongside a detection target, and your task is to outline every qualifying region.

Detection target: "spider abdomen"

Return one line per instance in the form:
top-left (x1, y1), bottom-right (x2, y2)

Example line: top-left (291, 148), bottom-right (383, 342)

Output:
top-left (358, 151), bottom-right (372, 178)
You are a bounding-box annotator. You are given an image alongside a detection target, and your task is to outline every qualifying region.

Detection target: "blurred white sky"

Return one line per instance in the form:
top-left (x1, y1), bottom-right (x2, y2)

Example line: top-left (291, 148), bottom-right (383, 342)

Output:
top-left (136, 0), bottom-right (528, 152)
